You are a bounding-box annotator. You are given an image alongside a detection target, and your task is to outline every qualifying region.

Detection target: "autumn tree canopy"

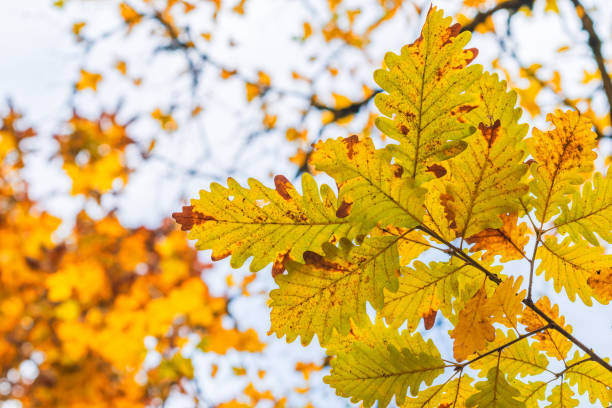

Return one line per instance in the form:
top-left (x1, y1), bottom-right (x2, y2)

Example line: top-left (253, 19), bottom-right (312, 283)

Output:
top-left (2, 0), bottom-right (612, 407)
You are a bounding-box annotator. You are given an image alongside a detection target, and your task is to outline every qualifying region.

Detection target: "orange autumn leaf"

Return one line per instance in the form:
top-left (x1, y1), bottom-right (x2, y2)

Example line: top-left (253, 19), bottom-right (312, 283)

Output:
top-left (285, 127), bottom-right (307, 142)
top-left (258, 70), bottom-right (271, 87)
top-left (233, 0), bottom-right (247, 14)
top-left (295, 361), bottom-right (323, 380)
top-left (244, 382), bottom-right (275, 402)
top-left (289, 148), bottom-right (307, 167)
top-left (115, 60), bottom-right (128, 76)
top-left (241, 273), bottom-right (257, 296)
top-left (263, 113), bottom-right (277, 129)
top-left (232, 366), bottom-right (247, 376)
top-left (588, 269), bottom-right (612, 302)
top-left (519, 296), bottom-right (573, 360)
top-left (151, 108), bottom-right (178, 132)
top-left (302, 22), bottom-right (313, 40)
top-left (450, 287), bottom-right (497, 361)
top-left (119, 2), bottom-right (141, 27)
top-left (75, 69), bottom-right (103, 92)
top-left (217, 401), bottom-right (251, 408)
top-left (72, 21), bottom-right (86, 36)
top-left (466, 213), bottom-right (531, 262)
top-left (221, 68), bottom-right (238, 79)
top-left (245, 82), bottom-right (260, 102)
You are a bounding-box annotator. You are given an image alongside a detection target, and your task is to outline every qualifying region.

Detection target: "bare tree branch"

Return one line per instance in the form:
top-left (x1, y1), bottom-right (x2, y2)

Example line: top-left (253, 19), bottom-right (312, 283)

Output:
top-left (461, 0), bottom-right (535, 33)
top-left (569, 0), bottom-right (612, 134)
top-left (295, 90), bottom-right (381, 177)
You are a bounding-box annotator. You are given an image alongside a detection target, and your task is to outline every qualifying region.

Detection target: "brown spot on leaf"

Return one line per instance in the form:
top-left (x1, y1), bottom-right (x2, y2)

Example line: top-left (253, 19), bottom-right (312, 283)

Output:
top-left (272, 251), bottom-right (291, 277)
top-left (342, 135), bottom-right (359, 159)
top-left (440, 23), bottom-right (461, 47)
top-left (400, 125), bottom-right (409, 135)
top-left (25, 256), bottom-right (40, 270)
top-left (274, 175), bottom-right (294, 200)
top-left (423, 309), bottom-right (437, 330)
top-left (336, 199), bottom-right (353, 218)
top-left (454, 105), bottom-right (477, 115)
top-left (465, 48), bottom-right (479, 64)
top-left (303, 251), bottom-right (342, 271)
top-left (440, 193), bottom-right (457, 230)
top-left (211, 248), bottom-right (232, 262)
top-left (427, 164), bottom-right (447, 178)
top-left (479, 119), bottom-right (501, 147)
top-left (172, 205), bottom-right (214, 231)
top-left (448, 23), bottom-right (461, 38)
top-left (392, 164), bottom-right (404, 178)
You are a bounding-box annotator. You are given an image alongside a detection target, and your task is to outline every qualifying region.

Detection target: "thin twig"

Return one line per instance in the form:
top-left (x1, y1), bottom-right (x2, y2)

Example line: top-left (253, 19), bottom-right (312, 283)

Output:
top-left (569, 0), bottom-right (612, 129)
top-left (417, 225), bottom-right (502, 284)
top-left (295, 91), bottom-right (382, 177)
top-left (460, 0), bottom-right (535, 33)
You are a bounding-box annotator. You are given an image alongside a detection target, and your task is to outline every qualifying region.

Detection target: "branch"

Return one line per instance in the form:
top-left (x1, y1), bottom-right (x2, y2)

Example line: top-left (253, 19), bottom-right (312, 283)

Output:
top-left (295, 91), bottom-right (381, 177)
top-left (555, 357), bottom-right (592, 378)
top-left (310, 90), bottom-right (381, 122)
top-left (523, 298), bottom-right (612, 374)
top-left (569, 0), bottom-right (612, 130)
top-left (417, 225), bottom-right (502, 284)
top-left (418, 225), bottom-right (612, 375)
top-left (460, 0), bottom-right (535, 33)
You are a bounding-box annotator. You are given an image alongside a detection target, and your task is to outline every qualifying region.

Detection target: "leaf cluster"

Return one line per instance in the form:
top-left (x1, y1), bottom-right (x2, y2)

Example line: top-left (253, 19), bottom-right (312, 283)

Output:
top-left (176, 7), bottom-right (612, 407)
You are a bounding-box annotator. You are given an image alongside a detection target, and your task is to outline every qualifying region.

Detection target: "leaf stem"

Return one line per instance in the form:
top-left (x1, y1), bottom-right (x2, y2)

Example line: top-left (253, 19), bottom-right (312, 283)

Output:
top-left (554, 357), bottom-right (592, 378)
top-left (416, 225), bottom-right (502, 284)
top-left (527, 230), bottom-right (540, 301)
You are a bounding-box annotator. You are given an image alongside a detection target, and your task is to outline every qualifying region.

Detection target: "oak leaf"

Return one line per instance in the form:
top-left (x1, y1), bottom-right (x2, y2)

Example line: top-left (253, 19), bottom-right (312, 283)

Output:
top-left (545, 382), bottom-right (579, 408)
top-left (565, 351), bottom-right (612, 406)
top-left (527, 110), bottom-right (597, 223)
top-left (465, 367), bottom-right (525, 407)
top-left (324, 321), bottom-right (444, 408)
top-left (443, 73), bottom-right (529, 238)
top-left (518, 297), bottom-right (572, 360)
top-left (512, 381), bottom-right (548, 408)
top-left (311, 135), bottom-right (425, 231)
top-left (382, 258), bottom-right (485, 331)
top-left (373, 7), bottom-right (481, 185)
top-left (269, 235), bottom-right (400, 345)
top-left (587, 268), bottom-right (612, 302)
top-left (173, 173), bottom-right (362, 272)
top-left (554, 170), bottom-right (612, 246)
top-left (450, 287), bottom-right (497, 361)
top-left (537, 236), bottom-right (612, 305)
top-left (466, 212), bottom-right (530, 262)
top-left (401, 374), bottom-right (475, 408)
top-left (470, 329), bottom-right (549, 378)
